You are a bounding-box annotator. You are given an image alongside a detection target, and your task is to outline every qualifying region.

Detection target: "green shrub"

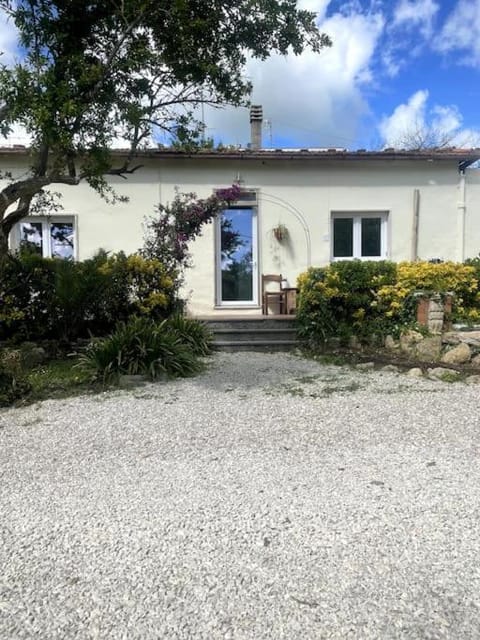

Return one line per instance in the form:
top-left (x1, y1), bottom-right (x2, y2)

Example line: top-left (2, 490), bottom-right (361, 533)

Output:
top-left (0, 349), bottom-right (31, 406)
top-left (78, 316), bottom-right (204, 384)
top-left (0, 250), bottom-right (177, 343)
top-left (164, 315), bottom-right (213, 356)
top-left (296, 261), bottom-right (398, 347)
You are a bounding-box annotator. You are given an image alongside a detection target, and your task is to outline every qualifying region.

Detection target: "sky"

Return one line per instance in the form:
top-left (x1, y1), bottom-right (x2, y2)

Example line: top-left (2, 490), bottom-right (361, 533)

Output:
top-left (201, 0), bottom-right (480, 150)
top-left (0, 0), bottom-right (479, 151)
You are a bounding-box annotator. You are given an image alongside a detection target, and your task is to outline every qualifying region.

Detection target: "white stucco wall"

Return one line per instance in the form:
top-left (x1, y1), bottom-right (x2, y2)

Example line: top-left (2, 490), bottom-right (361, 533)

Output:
top-left (4, 153), bottom-right (480, 316)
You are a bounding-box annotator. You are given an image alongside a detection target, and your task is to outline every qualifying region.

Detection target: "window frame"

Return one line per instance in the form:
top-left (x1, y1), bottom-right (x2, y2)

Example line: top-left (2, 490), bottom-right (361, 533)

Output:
top-left (11, 215), bottom-right (78, 260)
top-left (331, 211), bottom-right (388, 261)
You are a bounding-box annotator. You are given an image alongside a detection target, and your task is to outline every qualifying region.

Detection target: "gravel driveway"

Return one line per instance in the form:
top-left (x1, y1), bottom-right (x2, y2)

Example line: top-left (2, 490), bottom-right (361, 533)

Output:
top-left (2, 351), bottom-right (480, 639)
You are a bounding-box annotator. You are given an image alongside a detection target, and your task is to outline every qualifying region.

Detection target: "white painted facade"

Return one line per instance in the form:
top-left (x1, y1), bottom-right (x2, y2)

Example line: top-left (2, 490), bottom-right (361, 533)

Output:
top-left (4, 148), bottom-right (480, 316)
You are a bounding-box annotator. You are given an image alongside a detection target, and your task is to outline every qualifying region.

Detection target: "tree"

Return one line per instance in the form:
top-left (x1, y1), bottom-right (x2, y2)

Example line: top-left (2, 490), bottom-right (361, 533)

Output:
top-left (384, 121), bottom-right (480, 151)
top-left (0, 0), bottom-right (331, 256)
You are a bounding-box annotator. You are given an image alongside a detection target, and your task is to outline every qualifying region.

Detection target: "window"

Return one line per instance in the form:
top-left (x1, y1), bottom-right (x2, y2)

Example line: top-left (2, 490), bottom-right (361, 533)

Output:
top-left (331, 212), bottom-right (387, 260)
top-left (12, 217), bottom-right (76, 259)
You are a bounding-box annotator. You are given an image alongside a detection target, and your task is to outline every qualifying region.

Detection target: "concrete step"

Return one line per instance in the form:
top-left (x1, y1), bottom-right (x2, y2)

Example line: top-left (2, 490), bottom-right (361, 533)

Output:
top-left (202, 318), bottom-right (296, 332)
top-left (213, 339), bottom-right (298, 352)
top-left (200, 316), bottom-right (298, 352)
top-left (212, 327), bottom-right (296, 342)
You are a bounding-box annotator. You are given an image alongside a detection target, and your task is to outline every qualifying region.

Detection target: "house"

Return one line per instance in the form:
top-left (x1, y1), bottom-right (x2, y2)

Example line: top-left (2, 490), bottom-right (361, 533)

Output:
top-left (5, 107), bottom-right (480, 317)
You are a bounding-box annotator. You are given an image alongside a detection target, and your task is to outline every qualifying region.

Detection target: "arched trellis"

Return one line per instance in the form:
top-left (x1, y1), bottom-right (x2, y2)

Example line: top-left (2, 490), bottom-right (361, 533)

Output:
top-left (257, 192), bottom-right (312, 268)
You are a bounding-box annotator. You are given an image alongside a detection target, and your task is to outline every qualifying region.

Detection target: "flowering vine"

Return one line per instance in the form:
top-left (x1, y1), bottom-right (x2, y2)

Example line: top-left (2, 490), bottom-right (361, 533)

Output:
top-left (141, 184), bottom-right (241, 276)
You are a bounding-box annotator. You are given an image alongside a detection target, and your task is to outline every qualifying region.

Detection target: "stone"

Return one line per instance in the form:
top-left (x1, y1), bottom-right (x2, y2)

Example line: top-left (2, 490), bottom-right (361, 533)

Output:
top-left (415, 336), bottom-right (442, 362)
top-left (471, 354), bottom-right (480, 368)
top-left (384, 335), bottom-right (399, 351)
top-left (441, 342), bottom-right (472, 365)
top-left (427, 295), bottom-right (444, 334)
top-left (19, 343), bottom-right (47, 368)
top-left (443, 331), bottom-right (480, 348)
top-left (348, 335), bottom-right (361, 350)
top-left (428, 367), bottom-right (460, 381)
top-left (356, 362), bottom-right (375, 371)
top-left (406, 367), bottom-right (423, 377)
top-left (400, 330), bottom-right (423, 355)
top-left (381, 364), bottom-right (400, 373)
top-left (442, 332), bottom-right (461, 345)
top-left (466, 375), bottom-right (480, 384)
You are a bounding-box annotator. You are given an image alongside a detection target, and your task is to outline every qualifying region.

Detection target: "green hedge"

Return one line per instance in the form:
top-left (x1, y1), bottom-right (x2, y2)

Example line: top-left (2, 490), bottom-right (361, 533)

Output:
top-left (296, 259), bottom-right (480, 349)
top-left (0, 250), bottom-right (177, 343)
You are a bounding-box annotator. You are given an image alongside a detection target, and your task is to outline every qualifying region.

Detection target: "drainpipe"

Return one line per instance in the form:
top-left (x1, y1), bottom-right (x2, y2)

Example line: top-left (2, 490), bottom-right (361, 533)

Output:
top-left (458, 169), bottom-right (466, 263)
top-left (411, 188), bottom-right (420, 261)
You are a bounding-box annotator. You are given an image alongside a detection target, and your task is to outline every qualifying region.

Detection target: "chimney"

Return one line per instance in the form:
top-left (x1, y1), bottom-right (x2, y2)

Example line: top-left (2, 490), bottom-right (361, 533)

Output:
top-left (250, 105), bottom-right (263, 150)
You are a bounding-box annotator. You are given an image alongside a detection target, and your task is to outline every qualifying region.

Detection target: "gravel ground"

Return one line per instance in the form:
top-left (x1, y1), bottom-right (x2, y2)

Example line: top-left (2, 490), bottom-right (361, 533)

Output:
top-left (2, 351), bottom-right (480, 639)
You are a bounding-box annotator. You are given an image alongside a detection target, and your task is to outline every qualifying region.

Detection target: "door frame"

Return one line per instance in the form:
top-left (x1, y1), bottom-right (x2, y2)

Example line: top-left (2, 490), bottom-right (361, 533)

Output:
top-left (215, 200), bottom-right (259, 307)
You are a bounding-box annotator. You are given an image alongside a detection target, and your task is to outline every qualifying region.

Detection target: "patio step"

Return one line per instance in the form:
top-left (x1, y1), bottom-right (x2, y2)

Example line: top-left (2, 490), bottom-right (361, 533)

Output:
top-left (199, 316), bottom-right (298, 352)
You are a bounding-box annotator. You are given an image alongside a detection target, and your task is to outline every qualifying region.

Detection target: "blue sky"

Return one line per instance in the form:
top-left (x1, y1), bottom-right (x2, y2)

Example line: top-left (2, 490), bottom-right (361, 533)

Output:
top-left (203, 0), bottom-right (480, 150)
top-left (0, 0), bottom-right (479, 151)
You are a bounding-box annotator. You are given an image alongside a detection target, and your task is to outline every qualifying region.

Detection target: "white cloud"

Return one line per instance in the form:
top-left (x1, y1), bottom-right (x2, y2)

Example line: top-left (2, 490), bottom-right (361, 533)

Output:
top-left (203, 6), bottom-right (385, 148)
top-left (436, 0), bottom-right (480, 66)
top-left (0, 8), bottom-right (19, 66)
top-left (379, 90), bottom-right (480, 149)
top-left (393, 0), bottom-right (439, 37)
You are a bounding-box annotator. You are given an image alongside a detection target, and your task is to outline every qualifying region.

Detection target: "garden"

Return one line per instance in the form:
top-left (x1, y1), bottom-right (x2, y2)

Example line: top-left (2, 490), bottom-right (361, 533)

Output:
top-left (0, 187), bottom-right (242, 407)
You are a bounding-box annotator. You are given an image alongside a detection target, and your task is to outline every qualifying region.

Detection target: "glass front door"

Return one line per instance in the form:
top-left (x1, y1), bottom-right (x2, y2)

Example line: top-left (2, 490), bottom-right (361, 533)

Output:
top-left (217, 207), bottom-right (258, 305)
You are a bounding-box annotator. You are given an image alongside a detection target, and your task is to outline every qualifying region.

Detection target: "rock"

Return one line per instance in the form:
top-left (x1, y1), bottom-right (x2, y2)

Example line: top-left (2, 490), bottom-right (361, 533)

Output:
top-left (471, 354), bottom-right (480, 368)
top-left (428, 367), bottom-right (460, 381)
top-left (381, 364), bottom-right (400, 373)
top-left (442, 332), bottom-right (461, 345)
top-left (400, 330), bottom-right (423, 355)
top-left (466, 375), bottom-right (480, 384)
top-left (443, 331), bottom-right (480, 348)
top-left (349, 335), bottom-right (361, 350)
top-left (356, 362), bottom-right (375, 371)
top-left (19, 343), bottom-right (47, 368)
top-left (415, 336), bottom-right (442, 362)
top-left (441, 342), bottom-right (472, 365)
top-left (384, 335), bottom-right (399, 351)
top-left (406, 367), bottom-right (423, 377)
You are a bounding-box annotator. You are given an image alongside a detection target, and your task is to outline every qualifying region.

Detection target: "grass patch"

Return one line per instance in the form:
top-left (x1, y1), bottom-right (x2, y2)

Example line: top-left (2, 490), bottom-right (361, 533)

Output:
top-left (321, 381), bottom-right (362, 396)
top-left (24, 357), bottom-right (101, 404)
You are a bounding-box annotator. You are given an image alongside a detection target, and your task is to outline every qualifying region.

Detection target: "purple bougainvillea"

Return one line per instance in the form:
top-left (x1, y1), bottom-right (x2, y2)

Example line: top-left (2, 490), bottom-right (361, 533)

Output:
top-left (142, 184), bottom-right (241, 275)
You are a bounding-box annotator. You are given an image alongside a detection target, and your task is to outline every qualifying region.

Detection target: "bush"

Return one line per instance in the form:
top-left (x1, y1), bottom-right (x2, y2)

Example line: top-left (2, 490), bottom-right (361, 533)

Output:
top-left (0, 250), bottom-right (177, 343)
top-left (297, 260), bottom-right (480, 349)
top-left (164, 315), bottom-right (213, 356)
top-left (296, 261), bottom-right (398, 346)
top-left (0, 349), bottom-right (31, 406)
top-left (78, 316), bottom-right (208, 384)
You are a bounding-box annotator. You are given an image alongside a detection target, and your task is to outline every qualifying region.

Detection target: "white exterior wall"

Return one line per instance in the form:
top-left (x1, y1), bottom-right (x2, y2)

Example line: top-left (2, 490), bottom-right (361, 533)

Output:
top-left (5, 153), bottom-right (480, 316)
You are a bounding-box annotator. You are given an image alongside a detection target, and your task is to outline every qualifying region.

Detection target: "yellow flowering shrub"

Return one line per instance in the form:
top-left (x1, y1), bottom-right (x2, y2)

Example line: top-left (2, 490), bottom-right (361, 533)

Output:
top-left (297, 260), bottom-right (480, 347)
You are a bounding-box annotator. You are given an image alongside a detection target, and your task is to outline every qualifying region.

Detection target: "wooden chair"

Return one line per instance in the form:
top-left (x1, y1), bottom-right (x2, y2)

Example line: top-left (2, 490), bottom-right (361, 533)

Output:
top-left (262, 274), bottom-right (287, 315)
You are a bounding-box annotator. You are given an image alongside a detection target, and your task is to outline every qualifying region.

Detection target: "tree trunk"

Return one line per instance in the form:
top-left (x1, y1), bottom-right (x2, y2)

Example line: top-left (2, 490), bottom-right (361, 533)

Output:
top-left (0, 224), bottom-right (9, 264)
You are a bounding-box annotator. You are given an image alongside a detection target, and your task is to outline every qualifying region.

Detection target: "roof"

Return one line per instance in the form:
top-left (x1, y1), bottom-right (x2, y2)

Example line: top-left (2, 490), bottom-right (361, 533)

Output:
top-left (1, 145), bottom-right (479, 166)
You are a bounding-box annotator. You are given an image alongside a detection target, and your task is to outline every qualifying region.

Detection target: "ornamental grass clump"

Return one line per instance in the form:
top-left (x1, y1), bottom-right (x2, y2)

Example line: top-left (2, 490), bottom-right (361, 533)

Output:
top-left (79, 316), bottom-right (211, 384)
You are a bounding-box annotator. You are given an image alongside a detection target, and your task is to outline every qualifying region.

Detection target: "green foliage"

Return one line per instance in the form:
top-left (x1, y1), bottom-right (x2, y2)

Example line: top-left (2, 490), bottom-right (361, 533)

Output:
top-left (297, 260), bottom-right (480, 349)
top-left (79, 316), bottom-right (209, 384)
top-left (165, 315), bottom-right (213, 357)
top-left (142, 185), bottom-right (242, 274)
top-left (297, 261), bottom-right (398, 347)
top-left (0, 250), bottom-right (176, 342)
top-left (0, 349), bottom-right (31, 406)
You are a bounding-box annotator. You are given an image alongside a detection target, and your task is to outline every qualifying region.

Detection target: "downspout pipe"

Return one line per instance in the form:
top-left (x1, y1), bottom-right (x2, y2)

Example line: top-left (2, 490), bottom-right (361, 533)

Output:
top-left (458, 158), bottom-right (479, 263)
top-left (458, 169), bottom-right (466, 263)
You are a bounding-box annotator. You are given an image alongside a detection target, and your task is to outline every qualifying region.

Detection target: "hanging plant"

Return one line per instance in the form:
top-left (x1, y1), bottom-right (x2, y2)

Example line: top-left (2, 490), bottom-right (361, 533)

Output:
top-left (273, 223), bottom-right (289, 242)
